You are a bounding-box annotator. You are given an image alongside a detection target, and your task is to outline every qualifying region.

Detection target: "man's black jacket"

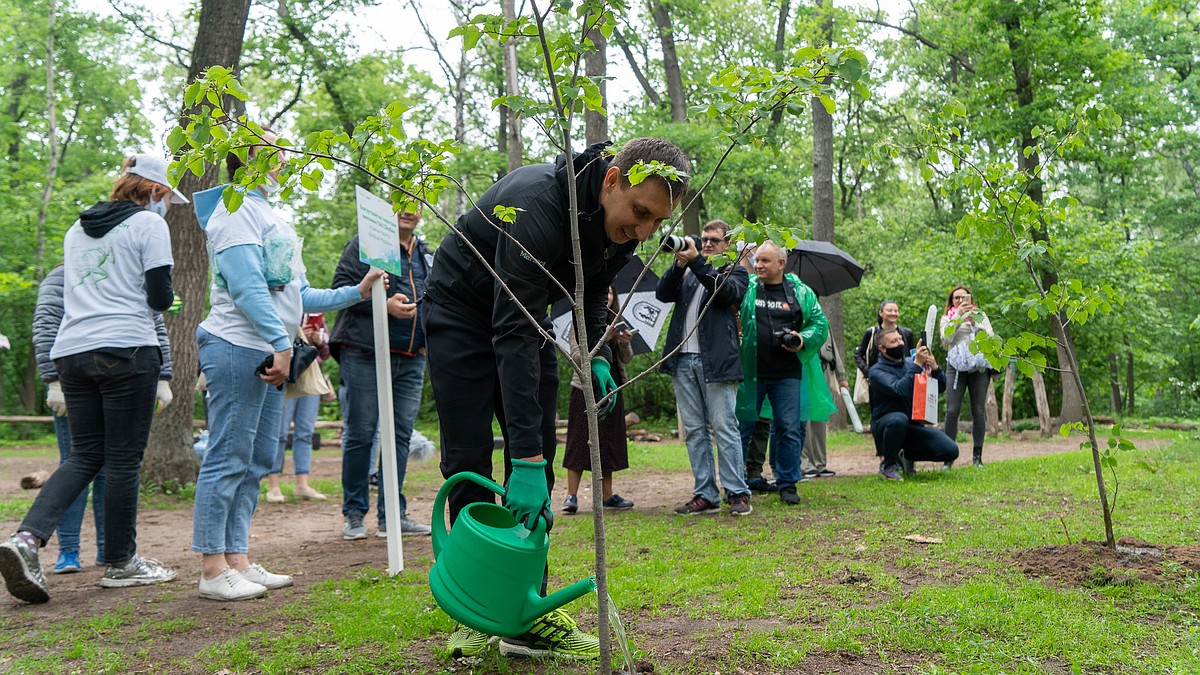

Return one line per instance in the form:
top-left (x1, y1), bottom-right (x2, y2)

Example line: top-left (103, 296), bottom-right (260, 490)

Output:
top-left (329, 234), bottom-right (434, 360)
top-left (868, 355), bottom-right (946, 421)
top-left (655, 258), bottom-right (747, 383)
top-left (424, 142), bottom-right (636, 457)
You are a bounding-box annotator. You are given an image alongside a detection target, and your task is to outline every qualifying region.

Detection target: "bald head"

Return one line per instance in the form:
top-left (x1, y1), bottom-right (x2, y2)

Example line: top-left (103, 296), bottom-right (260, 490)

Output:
top-left (753, 240), bottom-right (787, 284)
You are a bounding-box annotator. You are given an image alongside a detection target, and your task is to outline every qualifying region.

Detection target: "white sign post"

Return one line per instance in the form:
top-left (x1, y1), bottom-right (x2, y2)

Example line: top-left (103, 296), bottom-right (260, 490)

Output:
top-left (356, 186), bottom-right (405, 575)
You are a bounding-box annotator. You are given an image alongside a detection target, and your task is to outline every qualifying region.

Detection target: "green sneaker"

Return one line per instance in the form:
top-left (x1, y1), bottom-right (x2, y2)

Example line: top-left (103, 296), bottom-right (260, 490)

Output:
top-left (498, 608), bottom-right (600, 660)
top-left (446, 625), bottom-right (496, 657)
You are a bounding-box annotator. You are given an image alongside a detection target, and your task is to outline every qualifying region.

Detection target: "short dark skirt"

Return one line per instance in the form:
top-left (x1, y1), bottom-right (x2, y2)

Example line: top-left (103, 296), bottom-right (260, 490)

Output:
top-left (562, 387), bottom-right (629, 473)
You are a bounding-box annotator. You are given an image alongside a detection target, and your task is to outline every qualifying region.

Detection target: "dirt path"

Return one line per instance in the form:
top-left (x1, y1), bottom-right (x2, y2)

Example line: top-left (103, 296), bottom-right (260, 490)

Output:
top-left (0, 433), bottom-right (1153, 672)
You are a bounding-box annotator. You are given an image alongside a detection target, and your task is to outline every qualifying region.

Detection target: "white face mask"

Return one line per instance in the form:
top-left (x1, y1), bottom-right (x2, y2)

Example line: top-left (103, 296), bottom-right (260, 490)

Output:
top-left (260, 175), bottom-right (280, 197)
top-left (147, 196), bottom-right (169, 217)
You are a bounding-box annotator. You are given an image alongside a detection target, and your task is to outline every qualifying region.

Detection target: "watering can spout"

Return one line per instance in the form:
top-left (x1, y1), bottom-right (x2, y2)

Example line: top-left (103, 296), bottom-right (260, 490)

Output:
top-left (526, 576), bottom-right (597, 622)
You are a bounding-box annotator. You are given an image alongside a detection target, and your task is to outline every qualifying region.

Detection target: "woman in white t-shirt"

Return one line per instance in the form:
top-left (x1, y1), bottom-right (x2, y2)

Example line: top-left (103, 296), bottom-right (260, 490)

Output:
top-left (190, 130), bottom-right (383, 602)
top-left (0, 154), bottom-right (185, 604)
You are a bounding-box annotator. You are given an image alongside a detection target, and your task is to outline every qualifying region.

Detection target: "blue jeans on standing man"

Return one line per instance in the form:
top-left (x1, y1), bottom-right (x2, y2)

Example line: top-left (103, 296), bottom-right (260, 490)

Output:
top-left (52, 413), bottom-right (105, 559)
top-left (339, 348), bottom-right (425, 525)
top-left (672, 354), bottom-right (749, 504)
top-left (192, 328), bottom-right (285, 555)
top-left (739, 376), bottom-right (807, 491)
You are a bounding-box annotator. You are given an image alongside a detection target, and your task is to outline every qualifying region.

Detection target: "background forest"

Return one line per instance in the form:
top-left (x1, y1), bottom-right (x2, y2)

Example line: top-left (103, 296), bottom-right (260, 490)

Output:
top-left (1, 0), bottom-right (1198, 437)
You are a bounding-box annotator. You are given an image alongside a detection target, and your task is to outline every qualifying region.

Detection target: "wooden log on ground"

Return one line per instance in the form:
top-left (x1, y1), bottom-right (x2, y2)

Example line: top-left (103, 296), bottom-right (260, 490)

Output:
top-left (1032, 371), bottom-right (1052, 437)
top-left (1152, 421), bottom-right (1199, 431)
top-left (21, 470), bottom-right (51, 489)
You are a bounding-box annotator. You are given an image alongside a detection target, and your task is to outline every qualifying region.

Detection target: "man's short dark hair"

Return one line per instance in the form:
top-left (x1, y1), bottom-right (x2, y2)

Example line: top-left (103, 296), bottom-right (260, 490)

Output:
top-left (874, 327), bottom-right (899, 349)
top-left (703, 220), bottom-right (731, 237)
top-left (610, 137), bottom-right (692, 196)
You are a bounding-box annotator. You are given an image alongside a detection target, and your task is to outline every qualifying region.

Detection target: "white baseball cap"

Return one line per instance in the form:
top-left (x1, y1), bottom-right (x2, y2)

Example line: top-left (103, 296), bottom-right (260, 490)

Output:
top-left (124, 154), bottom-right (189, 204)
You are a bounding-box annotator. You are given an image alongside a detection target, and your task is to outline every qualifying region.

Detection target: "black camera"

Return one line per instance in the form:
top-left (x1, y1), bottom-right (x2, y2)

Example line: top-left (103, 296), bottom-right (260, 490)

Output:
top-left (773, 330), bottom-right (802, 350)
top-left (660, 234), bottom-right (701, 253)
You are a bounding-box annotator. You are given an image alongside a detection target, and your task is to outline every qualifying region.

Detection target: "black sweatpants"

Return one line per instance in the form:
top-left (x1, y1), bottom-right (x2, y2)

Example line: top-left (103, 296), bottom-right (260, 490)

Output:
top-left (423, 299), bottom-right (559, 525)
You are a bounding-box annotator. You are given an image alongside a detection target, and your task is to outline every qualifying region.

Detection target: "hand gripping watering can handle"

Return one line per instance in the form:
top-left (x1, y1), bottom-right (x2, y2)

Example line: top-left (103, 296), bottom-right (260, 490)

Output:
top-left (431, 472), bottom-right (506, 558)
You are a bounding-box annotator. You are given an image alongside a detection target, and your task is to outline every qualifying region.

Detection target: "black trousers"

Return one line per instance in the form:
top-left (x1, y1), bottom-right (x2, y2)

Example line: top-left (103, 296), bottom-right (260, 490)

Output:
top-left (22, 347), bottom-right (160, 565)
top-left (423, 300), bottom-right (558, 526)
top-left (872, 411), bottom-right (959, 469)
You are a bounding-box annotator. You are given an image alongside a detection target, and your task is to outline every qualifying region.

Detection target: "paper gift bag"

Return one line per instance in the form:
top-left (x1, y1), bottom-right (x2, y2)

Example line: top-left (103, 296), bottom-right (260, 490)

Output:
top-left (911, 372), bottom-right (939, 425)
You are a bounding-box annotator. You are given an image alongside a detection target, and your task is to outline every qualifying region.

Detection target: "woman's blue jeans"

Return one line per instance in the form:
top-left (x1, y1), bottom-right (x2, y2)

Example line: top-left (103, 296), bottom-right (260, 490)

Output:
top-left (273, 394), bottom-right (320, 475)
top-left (192, 328), bottom-right (284, 555)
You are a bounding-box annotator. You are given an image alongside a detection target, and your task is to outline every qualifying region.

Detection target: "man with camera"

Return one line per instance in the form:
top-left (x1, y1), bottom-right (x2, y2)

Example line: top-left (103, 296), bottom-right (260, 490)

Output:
top-left (869, 330), bottom-right (959, 480)
top-left (655, 220), bottom-right (751, 516)
top-left (735, 240), bottom-right (829, 505)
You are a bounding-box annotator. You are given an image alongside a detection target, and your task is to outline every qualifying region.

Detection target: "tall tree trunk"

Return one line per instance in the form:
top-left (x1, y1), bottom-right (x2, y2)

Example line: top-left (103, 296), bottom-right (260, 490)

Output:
top-left (5, 72), bottom-right (28, 161)
top-left (143, 0), bottom-right (253, 485)
top-left (812, 0), bottom-right (845, 428)
top-left (1002, 11), bottom-right (1084, 424)
top-left (503, 0), bottom-right (523, 172)
top-left (650, 1), bottom-right (700, 234)
top-left (651, 2), bottom-right (686, 123)
top-left (22, 1), bottom-right (58, 412)
top-left (745, 0), bottom-right (791, 223)
top-left (584, 22), bottom-right (608, 146)
top-left (612, 27), bottom-right (661, 106)
top-left (1124, 336), bottom-right (1134, 413)
top-left (1108, 353), bottom-right (1123, 414)
top-left (34, 0), bottom-right (57, 279)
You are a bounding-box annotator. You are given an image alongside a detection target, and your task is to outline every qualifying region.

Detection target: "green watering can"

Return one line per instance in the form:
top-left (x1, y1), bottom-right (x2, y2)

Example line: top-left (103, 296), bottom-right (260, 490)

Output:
top-left (429, 472), bottom-right (596, 638)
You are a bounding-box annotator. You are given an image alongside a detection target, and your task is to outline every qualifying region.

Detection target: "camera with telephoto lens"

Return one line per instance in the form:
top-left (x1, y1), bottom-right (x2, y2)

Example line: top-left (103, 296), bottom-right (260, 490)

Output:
top-left (773, 329), bottom-right (803, 350)
top-left (660, 234), bottom-right (701, 253)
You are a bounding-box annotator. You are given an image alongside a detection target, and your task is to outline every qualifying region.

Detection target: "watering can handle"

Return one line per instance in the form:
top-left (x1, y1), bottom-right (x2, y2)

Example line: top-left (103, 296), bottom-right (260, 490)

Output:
top-left (431, 471), bottom-right (506, 558)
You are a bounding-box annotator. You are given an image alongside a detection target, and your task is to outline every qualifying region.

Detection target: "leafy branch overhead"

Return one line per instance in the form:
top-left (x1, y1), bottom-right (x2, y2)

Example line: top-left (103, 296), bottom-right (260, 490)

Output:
top-left (877, 101), bottom-right (1125, 379)
top-left (168, 66), bottom-right (458, 217)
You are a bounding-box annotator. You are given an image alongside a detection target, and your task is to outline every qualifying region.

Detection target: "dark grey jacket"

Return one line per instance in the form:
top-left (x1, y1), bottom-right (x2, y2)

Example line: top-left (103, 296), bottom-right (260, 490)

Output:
top-left (655, 258), bottom-right (748, 383)
top-left (328, 234), bottom-right (434, 360)
top-left (34, 265), bottom-right (173, 383)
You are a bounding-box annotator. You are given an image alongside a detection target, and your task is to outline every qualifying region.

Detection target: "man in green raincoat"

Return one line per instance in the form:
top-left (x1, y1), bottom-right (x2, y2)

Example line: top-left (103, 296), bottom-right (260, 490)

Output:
top-left (735, 241), bottom-right (836, 505)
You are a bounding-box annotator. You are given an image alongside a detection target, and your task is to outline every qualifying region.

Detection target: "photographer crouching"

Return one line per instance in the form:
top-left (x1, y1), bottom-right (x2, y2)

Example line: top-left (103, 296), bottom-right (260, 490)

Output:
top-left (734, 241), bottom-right (830, 505)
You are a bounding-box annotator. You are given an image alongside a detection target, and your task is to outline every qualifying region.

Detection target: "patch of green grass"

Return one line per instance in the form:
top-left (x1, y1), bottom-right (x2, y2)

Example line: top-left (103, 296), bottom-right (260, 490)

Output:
top-left (0, 497), bottom-right (33, 521)
top-left (4, 437), bottom-right (1198, 673)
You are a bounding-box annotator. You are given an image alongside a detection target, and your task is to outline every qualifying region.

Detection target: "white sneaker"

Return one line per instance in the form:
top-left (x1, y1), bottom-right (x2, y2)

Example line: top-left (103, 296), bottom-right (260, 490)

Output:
top-left (239, 563), bottom-right (293, 589)
top-left (198, 568), bottom-right (267, 601)
top-left (266, 487), bottom-right (286, 503)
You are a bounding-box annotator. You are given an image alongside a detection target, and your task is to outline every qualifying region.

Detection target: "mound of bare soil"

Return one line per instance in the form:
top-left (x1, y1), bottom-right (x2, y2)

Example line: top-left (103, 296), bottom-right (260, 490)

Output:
top-left (1017, 538), bottom-right (1200, 587)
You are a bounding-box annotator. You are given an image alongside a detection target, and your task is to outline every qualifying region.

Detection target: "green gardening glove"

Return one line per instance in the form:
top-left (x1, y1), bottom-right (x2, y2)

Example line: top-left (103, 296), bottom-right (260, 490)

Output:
top-left (167, 293), bottom-right (183, 314)
top-left (505, 459), bottom-right (553, 532)
top-left (590, 357), bottom-right (618, 420)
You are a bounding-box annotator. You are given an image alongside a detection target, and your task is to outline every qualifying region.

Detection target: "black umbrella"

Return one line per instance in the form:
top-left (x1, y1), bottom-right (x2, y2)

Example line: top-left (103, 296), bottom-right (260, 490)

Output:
top-left (784, 239), bottom-right (865, 297)
top-left (550, 255), bottom-right (667, 356)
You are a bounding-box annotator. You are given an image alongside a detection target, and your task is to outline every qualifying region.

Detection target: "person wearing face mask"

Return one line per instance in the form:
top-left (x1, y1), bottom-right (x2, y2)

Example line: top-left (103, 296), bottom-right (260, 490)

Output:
top-left (868, 329), bottom-right (959, 480)
top-left (0, 154), bottom-right (185, 604)
top-left (32, 262), bottom-right (176, 574)
top-left (854, 300), bottom-right (915, 458)
top-left (189, 129), bottom-right (385, 602)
